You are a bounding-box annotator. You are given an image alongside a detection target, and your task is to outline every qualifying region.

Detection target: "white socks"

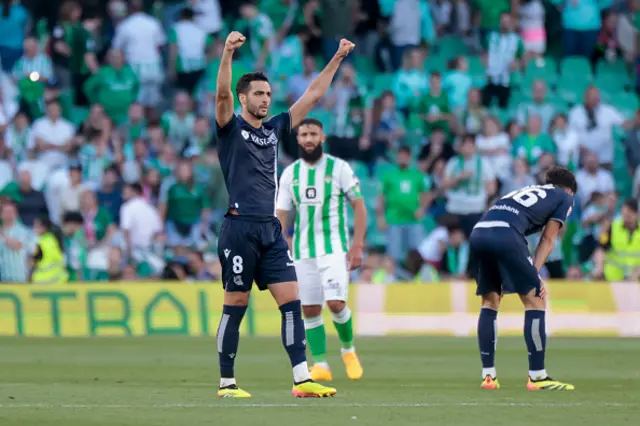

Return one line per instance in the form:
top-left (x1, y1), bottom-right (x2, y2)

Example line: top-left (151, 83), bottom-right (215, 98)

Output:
top-left (220, 377), bottom-right (236, 388)
top-left (529, 369), bottom-right (548, 380)
top-left (331, 306), bottom-right (351, 324)
top-left (293, 361), bottom-right (311, 383)
top-left (482, 367), bottom-right (497, 379)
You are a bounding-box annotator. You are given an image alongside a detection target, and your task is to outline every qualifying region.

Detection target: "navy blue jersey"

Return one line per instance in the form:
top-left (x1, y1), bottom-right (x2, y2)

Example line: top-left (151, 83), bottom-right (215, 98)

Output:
top-left (481, 184), bottom-right (574, 236)
top-left (216, 112), bottom-right (292, 217)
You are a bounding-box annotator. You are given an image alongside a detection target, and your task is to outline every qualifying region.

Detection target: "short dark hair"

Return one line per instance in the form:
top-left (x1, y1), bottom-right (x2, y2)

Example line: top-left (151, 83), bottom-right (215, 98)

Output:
top-left (180, 7), bottom-right (195, 20)
top-left (398, 145), bottom-right (412, 155)
top-left (63, 211), bottom-right (84, 225)
top-left (545, 166), bottom-right (578, 194)
top-left (623, 199), bottom-right (639, 213)
top-left (127, 182), bottom-right (143, 195)
top-left (297, 118), bottom-right (323, 130)
top-left (236, 72), bottom-right (270, 97)
top-left (430, 71), bottom-right (442, 79)
top-left (460, 133), bottom-right (476, 145)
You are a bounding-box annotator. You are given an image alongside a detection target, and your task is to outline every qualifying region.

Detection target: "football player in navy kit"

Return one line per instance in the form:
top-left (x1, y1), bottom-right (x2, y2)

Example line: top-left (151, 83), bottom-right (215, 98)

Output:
top-left (470, 166), bottom-right (578, 391)
top-left (214, 31), bottom-right (354, 398)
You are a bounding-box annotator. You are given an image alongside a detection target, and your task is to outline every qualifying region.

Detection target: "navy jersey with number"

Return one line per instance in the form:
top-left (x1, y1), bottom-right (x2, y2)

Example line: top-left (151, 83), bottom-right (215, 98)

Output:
top-left (216, 112), bottom-right (292, 217)
top-left (481, 184), bottom-right (574, 236)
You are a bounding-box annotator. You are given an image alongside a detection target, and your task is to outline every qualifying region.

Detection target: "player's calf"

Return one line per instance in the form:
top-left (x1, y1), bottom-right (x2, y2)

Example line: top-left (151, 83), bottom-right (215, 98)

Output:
top-left (217, 292), bottom-right (249, 396)
top-left (303, 304), bottom-right (332, 381)
top-left (478, 293), bottom-right (500, 386)
top-left (327, 300), bottom-right (362, 380)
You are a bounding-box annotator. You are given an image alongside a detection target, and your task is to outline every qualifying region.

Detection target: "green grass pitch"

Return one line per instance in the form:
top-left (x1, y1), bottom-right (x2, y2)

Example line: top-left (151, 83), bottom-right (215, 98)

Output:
top-left (0, 336), bottom-right (639, 425)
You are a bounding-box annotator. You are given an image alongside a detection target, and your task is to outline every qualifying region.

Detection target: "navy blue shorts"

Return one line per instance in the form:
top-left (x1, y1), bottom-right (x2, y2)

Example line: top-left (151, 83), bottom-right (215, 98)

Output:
top-left (469, 225), bottom-right (541, 296)
top-left (218, 215), bottom-right (297, 292)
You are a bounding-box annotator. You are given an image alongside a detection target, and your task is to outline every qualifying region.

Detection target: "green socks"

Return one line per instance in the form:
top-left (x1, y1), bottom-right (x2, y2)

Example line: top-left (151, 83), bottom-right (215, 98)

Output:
top-left (332, 307), bottom-right (354, 350)
top-left (304, 306), bottom-right (355, 365)
top-left (304, 316), bottom-right (327, 363)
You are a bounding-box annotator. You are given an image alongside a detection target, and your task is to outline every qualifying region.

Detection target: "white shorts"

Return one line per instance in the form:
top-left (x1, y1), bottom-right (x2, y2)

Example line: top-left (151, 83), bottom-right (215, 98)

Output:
top-left (294, 253), bottom-right (349, 306)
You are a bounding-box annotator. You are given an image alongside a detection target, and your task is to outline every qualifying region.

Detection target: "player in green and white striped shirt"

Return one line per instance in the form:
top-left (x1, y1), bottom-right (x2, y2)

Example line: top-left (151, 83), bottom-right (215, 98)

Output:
top-left (276, 118), bottom-right (367, 382)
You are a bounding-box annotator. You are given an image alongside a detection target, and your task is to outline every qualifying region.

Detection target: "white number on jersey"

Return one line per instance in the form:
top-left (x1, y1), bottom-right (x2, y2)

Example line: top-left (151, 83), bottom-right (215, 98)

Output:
top-left (502, 184), bottom-right (553, 208)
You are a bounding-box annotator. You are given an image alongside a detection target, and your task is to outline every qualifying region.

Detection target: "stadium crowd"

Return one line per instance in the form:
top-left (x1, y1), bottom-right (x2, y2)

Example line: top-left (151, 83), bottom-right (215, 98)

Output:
top-left (0, 0), bottom-right (639, 284)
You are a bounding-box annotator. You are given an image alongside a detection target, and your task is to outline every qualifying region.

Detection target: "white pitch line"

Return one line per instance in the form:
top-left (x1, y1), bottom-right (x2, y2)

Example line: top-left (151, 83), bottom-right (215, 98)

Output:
top-left (0, 402), bottom-right (635, 409)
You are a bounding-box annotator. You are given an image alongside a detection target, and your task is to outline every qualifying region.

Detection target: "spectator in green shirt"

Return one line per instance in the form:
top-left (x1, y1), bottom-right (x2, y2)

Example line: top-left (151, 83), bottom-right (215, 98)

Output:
top-left (376, 146), bottom-right (431, 262)
top-left (512, 114), bottom-right (557, 166)
top-left (84, 49), bottom-right (139, 125)
top-left (417, 71), bottom-right (455, 137)
top-left (79, 188), bottom-right (116, 248)
top-left (159, 159), bottom-right (211, 248)
top-left (391, 47), bottom-right (429, 110)
top-left (50, 1), bottom-right (99, 106)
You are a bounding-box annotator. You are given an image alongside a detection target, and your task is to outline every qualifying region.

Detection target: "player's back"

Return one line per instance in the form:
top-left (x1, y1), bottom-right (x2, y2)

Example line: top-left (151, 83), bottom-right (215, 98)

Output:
top-left (470, 184), bottom-right (573, 296)
top-left (477, 184), bottom-right (574, 238)
top-left (216, 112), bottom-right (292, 217)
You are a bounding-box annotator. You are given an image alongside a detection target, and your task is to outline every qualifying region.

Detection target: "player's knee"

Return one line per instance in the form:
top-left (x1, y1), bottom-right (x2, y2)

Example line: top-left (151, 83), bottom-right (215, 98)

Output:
top-left (303, 305), bottom-right (322, 318)
top-left (326, 300), bottom-right (346, 314)
top-left (520, 291), bottom-right (545, 310)
top-left (481, 293), bottom-right (501, 310)
top-left (224, 291), bottom-right (250, 306)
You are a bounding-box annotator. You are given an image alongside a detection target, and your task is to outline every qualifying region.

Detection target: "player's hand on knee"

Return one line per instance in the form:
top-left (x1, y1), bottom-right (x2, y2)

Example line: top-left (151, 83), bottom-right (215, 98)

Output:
top-left (538, 279), bottom-right (547, 300)
top-left (225, 31), bottom-right (246, 51)
top-left (335, 39), bottom-right (355, 59)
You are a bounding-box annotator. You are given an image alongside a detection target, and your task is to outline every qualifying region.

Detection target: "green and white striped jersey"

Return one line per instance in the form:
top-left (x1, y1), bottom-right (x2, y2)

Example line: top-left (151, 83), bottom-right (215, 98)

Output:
top-left (277, 155), bottom-right (361, 260)
top-left (485, 31), bottom-right (524, 86)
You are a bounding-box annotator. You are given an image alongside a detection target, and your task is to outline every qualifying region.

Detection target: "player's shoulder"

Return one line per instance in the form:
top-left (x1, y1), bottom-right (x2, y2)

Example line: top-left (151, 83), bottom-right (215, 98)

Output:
top-left (326, 154), bottom-right (349, 169)
top-left (280, 159), bottom-right (301, 181)
top-left (264, 111), bottom-right (292, 130)
top-left (216, 114), bottom-right (239, 133)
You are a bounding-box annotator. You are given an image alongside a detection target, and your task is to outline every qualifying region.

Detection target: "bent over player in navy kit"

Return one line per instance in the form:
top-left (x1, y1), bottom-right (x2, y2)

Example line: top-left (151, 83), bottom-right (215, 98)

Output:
top-left (214, 31), bottom-right (354, 398)
top-left (470, 166), bottom-right (578, 391)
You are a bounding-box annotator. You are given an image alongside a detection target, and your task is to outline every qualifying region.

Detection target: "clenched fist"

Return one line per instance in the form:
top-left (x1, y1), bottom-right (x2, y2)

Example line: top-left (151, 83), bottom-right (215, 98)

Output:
top-left (225, 31), bottom-right (246, 51)
top-left (335, 39), bottom-right (355, 59)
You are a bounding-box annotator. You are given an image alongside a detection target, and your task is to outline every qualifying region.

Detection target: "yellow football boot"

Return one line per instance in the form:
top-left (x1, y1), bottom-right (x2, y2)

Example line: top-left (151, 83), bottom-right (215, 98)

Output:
top-left (481, 375), bottom-right (500, 390)
top-left (309, 364), bottom-right (333, 382)
top-left (342, 351), bottom-right (363, 380)
top-left (527, 377), bottom-right (575, 391)
top-left (291, 380), bottom-right (337, 398)
top-left (217, 385), bottom-right (252, 398)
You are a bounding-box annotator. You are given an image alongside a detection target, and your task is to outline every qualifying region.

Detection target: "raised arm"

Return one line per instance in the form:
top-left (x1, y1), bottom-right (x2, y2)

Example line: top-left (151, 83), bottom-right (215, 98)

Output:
top-left (289, 39), bottom-right (355, 128)
top-left (216, 32), bottom-right (246, 127)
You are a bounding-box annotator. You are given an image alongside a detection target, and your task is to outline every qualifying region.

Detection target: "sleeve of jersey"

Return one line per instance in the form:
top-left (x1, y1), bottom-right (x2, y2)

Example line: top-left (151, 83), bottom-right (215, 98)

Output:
top-left (270, 112), bottom-right (293, 140)
top-left (276, 168), bottom-right (294, 211)
top-left (549, 192), bottom-right (573, 226)
top-left (215, 114), bottom-right (237, 139)
top-left (339, 163), bottom-right (363, 202)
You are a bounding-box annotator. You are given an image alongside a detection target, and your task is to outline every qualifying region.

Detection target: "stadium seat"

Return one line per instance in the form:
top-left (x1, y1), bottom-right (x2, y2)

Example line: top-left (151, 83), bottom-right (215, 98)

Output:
top-left (560, 56), bottom-right (593, 82)
top-left (424, 55), bottom-right (447, 73)
top-left (524, 57), bottom-right (558, 86)
top-left (307, 109), bottom-right (335, 134)
top-left (468, 56), bottom-right (487, 87)
top-left (434, 36), bottom-right (467, 60)
top-left (556, 74), bottom-right (589, 105)
top-left (354, 55), bottom-right (377, 83)
top-left (611, 92), bottom-right (639, 118)
top-left (349, 160), bottom-right (369, 179)
top-left (595, 73), bottom-right (630, 95)
top-left (373, 160), bottom-right (396, 181)
top-left (596, 59), bottom-right (629, 78)
top-left (372, 73), bottom-right (395, 96)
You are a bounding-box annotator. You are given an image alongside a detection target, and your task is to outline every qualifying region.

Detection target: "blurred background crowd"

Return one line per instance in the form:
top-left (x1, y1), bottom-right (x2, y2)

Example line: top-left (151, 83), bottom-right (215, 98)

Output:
top-left (1, 0), bottom-right (640, 284)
